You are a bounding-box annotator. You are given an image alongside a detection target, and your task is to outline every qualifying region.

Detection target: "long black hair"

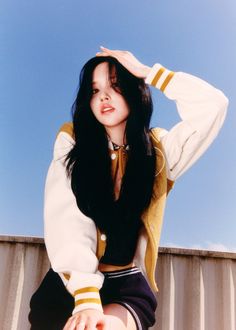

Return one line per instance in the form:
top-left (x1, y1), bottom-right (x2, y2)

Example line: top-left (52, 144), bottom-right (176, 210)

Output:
top-left (65, 56), bottom-right (157, 236)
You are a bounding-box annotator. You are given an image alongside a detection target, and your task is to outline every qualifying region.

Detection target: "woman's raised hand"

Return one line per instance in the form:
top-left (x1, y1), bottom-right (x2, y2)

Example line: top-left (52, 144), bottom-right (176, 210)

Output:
top-left (63, 309), bottom-right (109, 330)
top-left (96, 46), bottom-right (151, 79)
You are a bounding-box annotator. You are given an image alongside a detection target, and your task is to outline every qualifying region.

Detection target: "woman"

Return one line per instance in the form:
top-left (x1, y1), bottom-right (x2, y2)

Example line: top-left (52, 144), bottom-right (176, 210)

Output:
top-left (28, 46), bottom-right (228, 330)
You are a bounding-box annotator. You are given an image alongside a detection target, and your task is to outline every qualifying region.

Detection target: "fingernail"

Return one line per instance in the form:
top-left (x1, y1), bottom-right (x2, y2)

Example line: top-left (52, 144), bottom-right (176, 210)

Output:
top-left (100, 45), bottom-right (105, 49)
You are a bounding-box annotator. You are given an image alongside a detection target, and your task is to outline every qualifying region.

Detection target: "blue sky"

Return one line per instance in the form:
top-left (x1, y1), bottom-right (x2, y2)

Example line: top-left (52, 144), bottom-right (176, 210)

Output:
top-left (1, 0), bottom-right (236, 252)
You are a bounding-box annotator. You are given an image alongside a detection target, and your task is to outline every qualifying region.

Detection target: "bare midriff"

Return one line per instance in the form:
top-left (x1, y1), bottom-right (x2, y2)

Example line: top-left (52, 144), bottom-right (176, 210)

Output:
top-left (98, 261), bottom-right (136, 272)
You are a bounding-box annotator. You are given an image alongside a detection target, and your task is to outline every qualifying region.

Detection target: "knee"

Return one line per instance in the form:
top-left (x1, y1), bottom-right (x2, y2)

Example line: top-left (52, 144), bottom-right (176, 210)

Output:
top-left (101, 314), bottom-right (126, 330)
top-left (103, 304), bottom-right (136, 330)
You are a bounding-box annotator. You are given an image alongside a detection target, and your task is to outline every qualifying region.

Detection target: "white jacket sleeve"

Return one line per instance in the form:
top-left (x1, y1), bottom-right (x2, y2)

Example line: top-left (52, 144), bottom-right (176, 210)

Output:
top-left (44, 130), bottom-right (104, 315)
top-left (145, 64), bottom-right (229, 181)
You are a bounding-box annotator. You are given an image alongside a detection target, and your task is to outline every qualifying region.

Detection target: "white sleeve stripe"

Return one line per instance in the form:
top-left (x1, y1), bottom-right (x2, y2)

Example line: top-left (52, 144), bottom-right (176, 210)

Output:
top-left (145, 63), bottom-right (175, 91)
top-left (153, 68), bottom-right (174, 90)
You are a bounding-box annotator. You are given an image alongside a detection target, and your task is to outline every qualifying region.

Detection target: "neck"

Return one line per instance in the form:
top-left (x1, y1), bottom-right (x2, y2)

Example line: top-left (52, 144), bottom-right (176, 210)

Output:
top-left (105, 124), bottom-right (127, 146)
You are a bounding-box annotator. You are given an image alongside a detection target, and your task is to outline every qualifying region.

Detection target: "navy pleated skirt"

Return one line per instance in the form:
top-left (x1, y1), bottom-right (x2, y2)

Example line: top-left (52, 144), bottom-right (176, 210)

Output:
top-left (28, 266), bottom-right (157, 330)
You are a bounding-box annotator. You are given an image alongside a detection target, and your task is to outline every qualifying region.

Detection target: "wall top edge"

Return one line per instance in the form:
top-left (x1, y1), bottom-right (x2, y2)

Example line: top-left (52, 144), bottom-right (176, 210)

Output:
top-left (158, 246), bottom-right (236, 259)
top-left (0, 235), bottom-right (236, 259)
top-left (0, 235), bottom-right (44, 244)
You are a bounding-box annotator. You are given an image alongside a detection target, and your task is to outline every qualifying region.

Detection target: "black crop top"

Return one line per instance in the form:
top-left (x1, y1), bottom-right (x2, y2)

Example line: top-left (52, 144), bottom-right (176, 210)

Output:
top-left (99, 216), bottom-right (143, 266)
top-left (99, 141), bottom-right (143, 266)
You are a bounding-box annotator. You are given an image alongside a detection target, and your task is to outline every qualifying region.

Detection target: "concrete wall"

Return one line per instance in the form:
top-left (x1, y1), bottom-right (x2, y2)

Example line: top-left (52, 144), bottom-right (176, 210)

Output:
top-left (0, 235), bottom-right (235, 330)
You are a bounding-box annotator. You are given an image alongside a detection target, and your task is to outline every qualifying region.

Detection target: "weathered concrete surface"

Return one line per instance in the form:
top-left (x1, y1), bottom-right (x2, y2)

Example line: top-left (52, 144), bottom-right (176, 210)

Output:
top-left (0, 236), bottom-right (235, 330)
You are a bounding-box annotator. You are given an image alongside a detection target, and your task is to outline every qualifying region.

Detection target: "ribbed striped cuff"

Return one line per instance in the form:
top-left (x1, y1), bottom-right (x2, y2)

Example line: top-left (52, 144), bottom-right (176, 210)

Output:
top-left (72, 286), bottom-right (103, 315)
top-left (145, 63), bottom-right (175, 92)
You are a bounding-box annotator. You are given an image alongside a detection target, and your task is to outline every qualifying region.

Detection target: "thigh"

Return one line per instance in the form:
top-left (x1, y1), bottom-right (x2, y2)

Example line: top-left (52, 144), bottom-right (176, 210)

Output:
top-left (103, 303), bottom-right (137, 330)
top-left (100, 266), bottom-right (158, 330)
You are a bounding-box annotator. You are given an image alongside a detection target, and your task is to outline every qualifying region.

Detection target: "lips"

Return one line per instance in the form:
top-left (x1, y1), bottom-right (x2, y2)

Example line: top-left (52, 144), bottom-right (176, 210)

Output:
top-left (100, 103), bottom-right (115, 114)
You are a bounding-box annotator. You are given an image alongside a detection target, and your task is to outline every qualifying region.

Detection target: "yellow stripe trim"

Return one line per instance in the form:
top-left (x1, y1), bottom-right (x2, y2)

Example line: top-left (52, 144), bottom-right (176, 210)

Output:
top-left (74, 287), bottom-right (99, 296)
top-left (75, 298), bottom-right (101, 306)
top-left (160, 71), bottom-right (175, 92)
top-left (56, 122), bottom-right (74, 139)
top-left (151, 67), bottom-right (165, 86)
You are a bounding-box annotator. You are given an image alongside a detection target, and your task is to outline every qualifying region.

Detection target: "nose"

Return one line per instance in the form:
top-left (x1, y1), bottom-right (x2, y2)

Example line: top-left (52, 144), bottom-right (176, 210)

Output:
top-left (100, 91), bottom-right (110, 102)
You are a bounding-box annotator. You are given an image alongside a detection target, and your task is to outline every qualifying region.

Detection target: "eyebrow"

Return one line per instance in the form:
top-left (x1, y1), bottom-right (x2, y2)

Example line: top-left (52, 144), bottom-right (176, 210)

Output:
top-left (92, 76), bottom-right (117, 85)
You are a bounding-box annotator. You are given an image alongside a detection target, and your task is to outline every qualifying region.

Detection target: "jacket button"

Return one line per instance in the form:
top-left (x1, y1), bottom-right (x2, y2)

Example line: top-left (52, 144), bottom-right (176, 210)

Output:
top-left (101, 234), bottom-right (107, 241)
top-left (111, 153), bottom-right (117, 160)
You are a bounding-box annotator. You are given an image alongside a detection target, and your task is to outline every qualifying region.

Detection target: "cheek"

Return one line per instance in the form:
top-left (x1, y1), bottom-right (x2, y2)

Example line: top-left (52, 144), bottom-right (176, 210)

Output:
top-left (90, 98), bottom-right (102, 122)
top-left (120, 100), bottom-right (130, 116)
top-left (90, 98), bottom-right (97, 114)
top-left (114, 94), bottom-right (127, 110)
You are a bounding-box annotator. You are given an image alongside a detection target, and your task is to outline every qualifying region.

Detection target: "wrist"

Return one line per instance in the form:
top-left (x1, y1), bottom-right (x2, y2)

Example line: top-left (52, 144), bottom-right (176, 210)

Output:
top-left (72, 286), bottom-right (103, 315)
top-left (144, 63), bottom-right (175, 92)
top-left (73, 308), bottom-right (104, 315)
top-left (141, 65), bottom-right (151, 79)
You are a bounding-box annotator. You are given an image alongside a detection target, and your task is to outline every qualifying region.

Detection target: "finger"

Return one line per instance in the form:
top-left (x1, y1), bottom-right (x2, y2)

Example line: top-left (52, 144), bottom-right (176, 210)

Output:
top-left (75, 320), bottom-right (86, 330)
top-left (64, 318), bottom-right (77, 330)
top-left (98, 46), bottom-right (111, 54)
top-left (86, 320), bottom-right (97, 330)
top-left (96, 49), bottom-right (120, 60)
top-left (101, 46), bottom-right (128, 55)
top-left (100, 46), bottom-right (110, 51)
top-left (102, 320), bottom-right (110, 330)
top-left (100, 46), bottom-right (123, 54)
top-left (62, 316), bottom-right (75, 330)
top-left (98, 317), bottom-right (110, 330)
top-left (86, 318), bottom-right (98, 330)
top-left (95, 51), bottom-right (109, 57)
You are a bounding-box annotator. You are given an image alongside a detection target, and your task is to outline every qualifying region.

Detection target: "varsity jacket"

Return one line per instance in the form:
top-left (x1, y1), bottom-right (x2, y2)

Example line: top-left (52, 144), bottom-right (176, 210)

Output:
top-left (44, 63), bottom-right (229, 316)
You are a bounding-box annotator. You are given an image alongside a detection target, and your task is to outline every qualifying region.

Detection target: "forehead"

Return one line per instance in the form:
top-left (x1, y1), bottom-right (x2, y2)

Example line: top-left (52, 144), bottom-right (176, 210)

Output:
top-left (92, 62), bottom-right (116, 84)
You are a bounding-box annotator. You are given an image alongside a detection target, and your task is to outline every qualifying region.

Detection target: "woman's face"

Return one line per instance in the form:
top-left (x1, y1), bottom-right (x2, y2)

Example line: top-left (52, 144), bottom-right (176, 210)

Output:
top-left (90, 62), bottom-right (130, 135)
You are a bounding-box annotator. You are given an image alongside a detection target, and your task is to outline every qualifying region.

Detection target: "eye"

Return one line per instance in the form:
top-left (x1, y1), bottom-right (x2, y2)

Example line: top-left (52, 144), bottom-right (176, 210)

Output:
top-left (91, 88), bottom-right (99, 94)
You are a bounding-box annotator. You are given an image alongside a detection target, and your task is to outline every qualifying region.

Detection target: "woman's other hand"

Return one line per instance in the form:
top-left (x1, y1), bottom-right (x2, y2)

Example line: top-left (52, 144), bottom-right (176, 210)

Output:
top-left (96, 46), bottom-right (151, 79)
top-left (63, 308), bottom-right (109, 330)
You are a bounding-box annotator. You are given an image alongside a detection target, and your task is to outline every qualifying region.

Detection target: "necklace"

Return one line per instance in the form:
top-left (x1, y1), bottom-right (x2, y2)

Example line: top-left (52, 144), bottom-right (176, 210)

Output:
top-left (111, 141), bottom-right (130, 151)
